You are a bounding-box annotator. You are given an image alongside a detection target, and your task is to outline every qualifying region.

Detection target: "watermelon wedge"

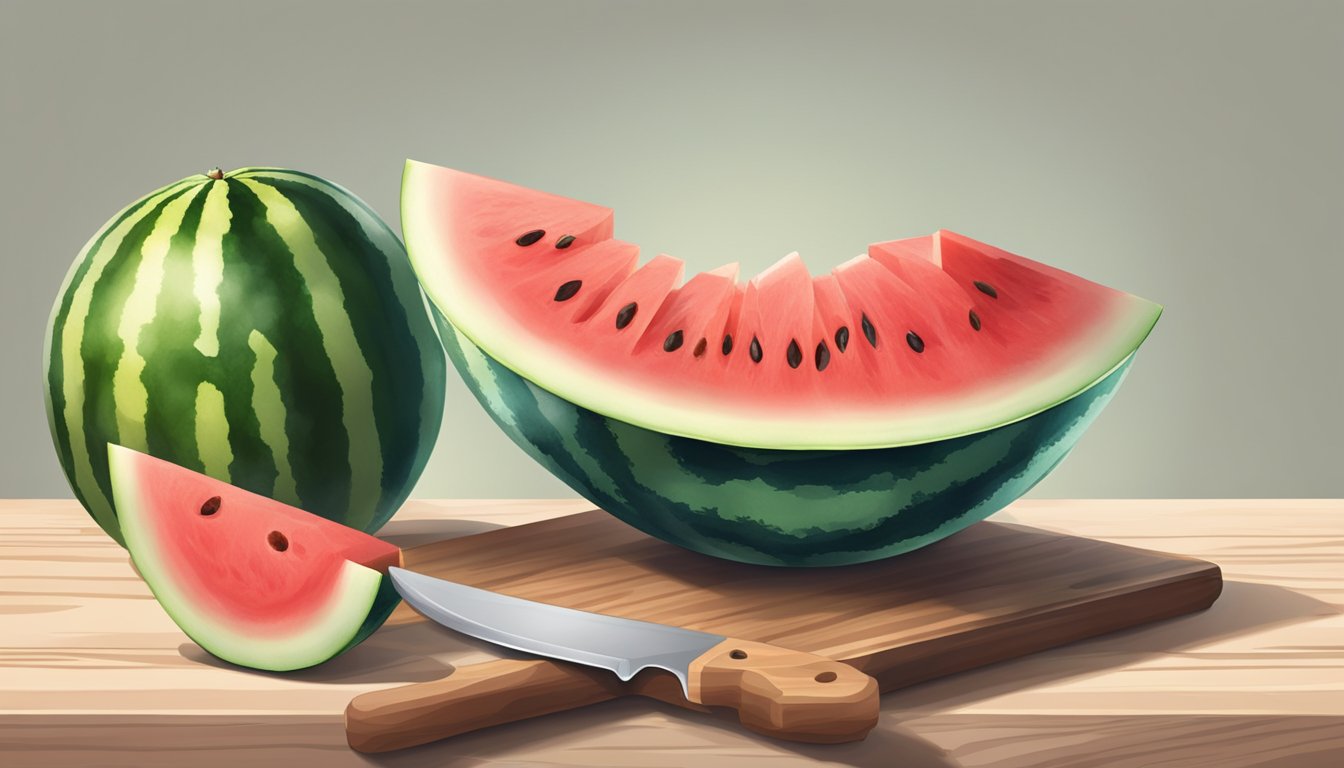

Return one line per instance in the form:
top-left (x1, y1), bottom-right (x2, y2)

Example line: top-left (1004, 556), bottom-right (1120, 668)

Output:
top-left (402, 161), bottom-right (1160, 450)
top-left (401, 160), bottom-right (1160, 565)
top-left (109, 444), bottom-right (402, 671)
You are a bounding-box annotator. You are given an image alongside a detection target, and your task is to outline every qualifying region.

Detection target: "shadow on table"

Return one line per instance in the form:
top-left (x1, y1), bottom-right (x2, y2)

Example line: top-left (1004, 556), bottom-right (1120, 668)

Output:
top-left (375, 516), bottom-right (507, 551)
top-left (178, 624), bottom-right (462, 686)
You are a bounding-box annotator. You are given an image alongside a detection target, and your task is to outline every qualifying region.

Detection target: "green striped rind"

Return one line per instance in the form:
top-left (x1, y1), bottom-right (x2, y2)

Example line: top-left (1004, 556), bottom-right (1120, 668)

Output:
top-left (438, 310), bottom-right (1132, 567)
top-left (45, 169), bottom-right (446, 546)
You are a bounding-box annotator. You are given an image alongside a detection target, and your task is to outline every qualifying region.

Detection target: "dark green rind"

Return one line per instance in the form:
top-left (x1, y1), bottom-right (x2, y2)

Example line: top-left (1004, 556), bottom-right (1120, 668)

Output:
top-left (44, 180), bottom-right (203, 513)
top-left (45, 172), bottom-right (446, 545)
top-left (249, 175), bottom-right (442, 529)
top-left (238, 169), bottom-right (446, 533)
top-left (437, 311), bottom-right (1132, 567)
top-left (140, 187), bottom-right (213, 474)
top-left (62, 187), bottom-right (204, 546)
top-left (218, 179), bottom-right (353, 521)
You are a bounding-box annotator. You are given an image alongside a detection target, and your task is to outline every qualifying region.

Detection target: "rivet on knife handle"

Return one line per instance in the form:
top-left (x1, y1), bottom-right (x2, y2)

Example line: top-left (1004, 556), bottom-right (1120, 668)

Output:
top-left (686, 639), bottom-right (880, 743)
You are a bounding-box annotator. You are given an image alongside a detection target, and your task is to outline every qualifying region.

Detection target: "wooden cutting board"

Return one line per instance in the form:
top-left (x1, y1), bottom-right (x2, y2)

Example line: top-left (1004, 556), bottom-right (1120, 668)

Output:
top-left (346, 509), bottom-right (1223, 752)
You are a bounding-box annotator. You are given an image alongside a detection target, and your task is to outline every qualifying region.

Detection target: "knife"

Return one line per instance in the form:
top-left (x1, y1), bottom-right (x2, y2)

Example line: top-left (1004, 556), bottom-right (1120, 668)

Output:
top-left (346, 566), bottom-right (879, 750)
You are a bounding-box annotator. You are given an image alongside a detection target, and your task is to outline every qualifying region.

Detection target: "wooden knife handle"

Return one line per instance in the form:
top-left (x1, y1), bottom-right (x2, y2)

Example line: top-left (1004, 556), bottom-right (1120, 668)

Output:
top-left (686, 638), bottom-right (880, 744)
top-left (345, 658), bottom-right (620, 753)
top-left (345, 643), bottom-right (880, 752)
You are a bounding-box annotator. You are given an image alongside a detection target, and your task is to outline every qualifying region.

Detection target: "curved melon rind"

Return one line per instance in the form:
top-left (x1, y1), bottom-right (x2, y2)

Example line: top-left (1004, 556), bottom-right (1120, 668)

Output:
top-left (403, 159), bottom-right (1159, 451)
top-left (110, 446), bottom-right (399, 671)
top-left (439, 312), bottom-right (1132, 567)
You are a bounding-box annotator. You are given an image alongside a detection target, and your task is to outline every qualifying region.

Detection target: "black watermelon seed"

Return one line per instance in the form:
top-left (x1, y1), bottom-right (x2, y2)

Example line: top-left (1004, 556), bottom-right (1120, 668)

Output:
top-left (555, 234), bottom-right (575, 249)
top-left (267, 530), bottom-right (289, 552)
top-left (974, 280), bottom-right (998, 298)
top-left (835, 326), bottom-right (849, 352)
top-left (906, 331), bottom-right (925, 353)
top-left (663, 330), bottom-right (684, 352)
top-left (861, 314), bottom-right (878, 348)
top-left (554, 280), bottom-right (581, 301)
top-left (516, 229), bottom-right (545, 246)
top-left (693, 338), bottom-right (707, 357)
top-left (615, 302), bottom-right (637, 329)
top-left (786, 340), bottom-right (803, 369)
top-left (722, 334), bottom-right (734, 355)
top-left (969, 310), bottom-right (982, 331)
top-left (749, 336), bottom-right (763, 363)
top-left (815, 341), bottom-right (831, 372)
top-left (200, 496), bottom-right (221, 516)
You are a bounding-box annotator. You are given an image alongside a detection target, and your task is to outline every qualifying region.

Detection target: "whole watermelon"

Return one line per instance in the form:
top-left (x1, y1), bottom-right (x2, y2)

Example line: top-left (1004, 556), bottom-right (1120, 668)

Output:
top-left (44, 167), bottom-right (446, 546)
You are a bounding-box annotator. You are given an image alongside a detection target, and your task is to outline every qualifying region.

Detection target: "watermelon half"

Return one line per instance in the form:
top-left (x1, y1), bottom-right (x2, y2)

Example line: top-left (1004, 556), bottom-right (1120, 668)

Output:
top-left (402, 160), bottom-right (1161, 566)
top-left (109, 444), bottom-right (402, 671)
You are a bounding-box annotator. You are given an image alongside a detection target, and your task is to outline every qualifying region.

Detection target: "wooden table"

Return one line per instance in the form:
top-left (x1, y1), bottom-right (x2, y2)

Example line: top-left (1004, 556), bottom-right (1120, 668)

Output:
top-left (2, 499), bottom-right (1341, 767)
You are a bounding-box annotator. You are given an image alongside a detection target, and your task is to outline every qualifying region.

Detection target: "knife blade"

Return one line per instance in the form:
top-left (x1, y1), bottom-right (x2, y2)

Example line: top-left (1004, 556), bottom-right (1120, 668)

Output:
top-left (389, 566), bottom-right (720, 693)
top-left (387, 566), bottom-right (880, 743)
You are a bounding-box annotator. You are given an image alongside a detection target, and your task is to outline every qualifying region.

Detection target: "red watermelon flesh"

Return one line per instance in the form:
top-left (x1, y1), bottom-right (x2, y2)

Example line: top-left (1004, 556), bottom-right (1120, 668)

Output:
top-left (402, 161), bottom-right (1161, 449)
top-left (109, 444), bottom-right (401, 671)
top-left (580, 254), bottom-right (685, 344)
top-left (518, 239), bottom-right (638, 323)
top-left (638, 263), bottom-right (740, 360)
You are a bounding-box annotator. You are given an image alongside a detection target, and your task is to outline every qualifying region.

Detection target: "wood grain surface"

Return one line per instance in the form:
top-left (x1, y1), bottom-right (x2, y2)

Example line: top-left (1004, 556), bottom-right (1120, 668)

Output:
top-left (2, 499), bottom-right (1342, 767)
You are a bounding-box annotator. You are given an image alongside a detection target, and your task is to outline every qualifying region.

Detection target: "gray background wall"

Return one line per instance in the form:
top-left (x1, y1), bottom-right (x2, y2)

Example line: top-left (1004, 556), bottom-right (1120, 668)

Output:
top-left (3, 0), bottom-right (1341, 500)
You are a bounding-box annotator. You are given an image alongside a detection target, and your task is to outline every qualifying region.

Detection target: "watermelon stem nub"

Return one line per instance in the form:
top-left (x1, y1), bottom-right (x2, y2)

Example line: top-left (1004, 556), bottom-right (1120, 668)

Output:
top-left (205, 167), bottom-right (224, 180)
